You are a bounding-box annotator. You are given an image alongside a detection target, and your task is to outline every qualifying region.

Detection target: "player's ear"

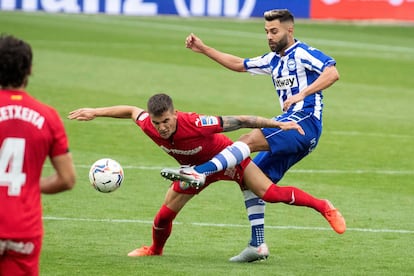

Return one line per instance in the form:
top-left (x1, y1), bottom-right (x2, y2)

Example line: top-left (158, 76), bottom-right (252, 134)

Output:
top-left (287, 24), bottom-right (294, 35)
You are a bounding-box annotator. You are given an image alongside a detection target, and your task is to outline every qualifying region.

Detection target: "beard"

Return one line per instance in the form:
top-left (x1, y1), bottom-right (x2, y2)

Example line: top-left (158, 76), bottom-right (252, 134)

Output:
top-left (269, 34), bottom-right (289, 54)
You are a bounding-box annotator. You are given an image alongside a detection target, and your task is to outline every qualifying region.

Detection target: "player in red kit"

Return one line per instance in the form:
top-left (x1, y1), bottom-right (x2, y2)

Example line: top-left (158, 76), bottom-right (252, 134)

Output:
top-left (0, 35), bottom-right (76, 276)
top-left (69, 93), bottom-right (345, 260)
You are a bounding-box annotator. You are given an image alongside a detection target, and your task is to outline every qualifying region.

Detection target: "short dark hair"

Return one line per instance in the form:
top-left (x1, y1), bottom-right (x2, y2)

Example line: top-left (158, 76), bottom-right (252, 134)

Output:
top-left (263, 9), bottom-right (294, 23)
top-left (0, 34), bottom-right (32, 88)
top-left (147, 93), bottom-right (174, 117)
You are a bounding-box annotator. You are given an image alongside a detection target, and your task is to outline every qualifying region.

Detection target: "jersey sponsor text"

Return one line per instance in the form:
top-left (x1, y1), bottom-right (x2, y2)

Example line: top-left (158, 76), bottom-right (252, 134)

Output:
top-left (274, 76), bottom-right (298, 90)
top-left (160, 145), bottom-right (202, 156)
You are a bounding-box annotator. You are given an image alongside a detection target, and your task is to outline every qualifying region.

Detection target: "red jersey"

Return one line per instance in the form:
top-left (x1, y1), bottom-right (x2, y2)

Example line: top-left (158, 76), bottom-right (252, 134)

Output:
top-left (136, 111), bottom-right (233, 165)
top-left (0, 90), bottom-right (69, 239)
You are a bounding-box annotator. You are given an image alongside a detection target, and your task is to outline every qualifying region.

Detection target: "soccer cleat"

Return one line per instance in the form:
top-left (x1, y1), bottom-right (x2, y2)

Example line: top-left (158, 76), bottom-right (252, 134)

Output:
top-left (229, 243), bottom-right (269, 263)
top-left (160, 166), bottom-right (206, 189)
top-left (322, 200), bottom-right (346, 234)
top-left (127, 246), bottom-right (160, 257)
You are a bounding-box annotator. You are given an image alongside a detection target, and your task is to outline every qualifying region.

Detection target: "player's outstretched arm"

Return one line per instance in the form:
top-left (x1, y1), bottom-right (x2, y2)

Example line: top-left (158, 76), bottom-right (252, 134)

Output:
top-left (221, 115), bottom-right (305, 135)
top-left (68, 106), bottom-right (143, 121)
top-left (185, 33), bottom-right (246, 72)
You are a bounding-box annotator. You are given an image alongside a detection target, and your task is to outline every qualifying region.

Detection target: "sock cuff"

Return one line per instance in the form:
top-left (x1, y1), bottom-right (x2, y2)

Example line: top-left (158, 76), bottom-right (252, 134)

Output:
top-left (154, 204), bottom-right (178, 228)
top-left (243, 189), bottom-right (260, 201)
top-left (160, 204), bottom-right (177, 218)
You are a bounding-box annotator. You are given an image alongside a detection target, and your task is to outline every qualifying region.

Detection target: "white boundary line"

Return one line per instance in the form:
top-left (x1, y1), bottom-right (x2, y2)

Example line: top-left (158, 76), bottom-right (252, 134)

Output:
top-left (72, 164), bottom-right (414, 175)
top-left (43, 216), bottom-right (414, 234)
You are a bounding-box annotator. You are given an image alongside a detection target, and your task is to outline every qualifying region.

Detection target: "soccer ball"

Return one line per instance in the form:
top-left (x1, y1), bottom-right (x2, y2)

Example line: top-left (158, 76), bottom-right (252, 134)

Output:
top-left (88, 158), bottom-right (124, 193)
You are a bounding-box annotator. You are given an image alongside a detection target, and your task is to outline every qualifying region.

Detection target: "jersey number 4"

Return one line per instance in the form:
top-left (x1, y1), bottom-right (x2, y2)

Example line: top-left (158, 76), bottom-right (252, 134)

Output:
top-left (0, 138), bottom-right (27, 196)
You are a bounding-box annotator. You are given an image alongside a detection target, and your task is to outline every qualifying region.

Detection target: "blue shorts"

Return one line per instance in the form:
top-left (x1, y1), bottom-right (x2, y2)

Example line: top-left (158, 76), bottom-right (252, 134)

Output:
top-left (253, 111), bottom-right (322, 182)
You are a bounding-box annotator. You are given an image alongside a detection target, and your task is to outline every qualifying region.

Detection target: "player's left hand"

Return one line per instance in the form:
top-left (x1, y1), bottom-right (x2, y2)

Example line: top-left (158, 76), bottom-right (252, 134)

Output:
top-left (279, 121), bottom-right (305, 135)
top-left (68, 108), bottom-right (96, 121)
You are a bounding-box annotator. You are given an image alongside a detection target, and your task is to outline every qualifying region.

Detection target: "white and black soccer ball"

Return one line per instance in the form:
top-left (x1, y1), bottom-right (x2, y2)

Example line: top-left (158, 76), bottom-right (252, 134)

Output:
top-left (88, 158), bottom-right (124, 193)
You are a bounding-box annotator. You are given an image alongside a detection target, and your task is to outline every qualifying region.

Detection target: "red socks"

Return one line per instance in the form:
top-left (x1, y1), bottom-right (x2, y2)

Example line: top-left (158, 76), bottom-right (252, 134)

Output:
top-left (150, 204), bottom-right (177, 254)
top-left (261, 184), bottom-right (327, 213)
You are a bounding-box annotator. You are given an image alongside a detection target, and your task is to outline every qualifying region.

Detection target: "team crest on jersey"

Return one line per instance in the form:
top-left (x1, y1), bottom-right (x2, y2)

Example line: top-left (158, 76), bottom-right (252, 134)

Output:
top-left (287, 59), bottom-right (296, 71)
top-left (196, 116), bottom-right (219, 127)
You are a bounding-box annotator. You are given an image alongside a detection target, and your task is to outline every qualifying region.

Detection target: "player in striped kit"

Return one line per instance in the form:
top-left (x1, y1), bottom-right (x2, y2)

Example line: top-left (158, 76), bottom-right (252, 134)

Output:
top-left (161, 9), bottom-right (343, 262)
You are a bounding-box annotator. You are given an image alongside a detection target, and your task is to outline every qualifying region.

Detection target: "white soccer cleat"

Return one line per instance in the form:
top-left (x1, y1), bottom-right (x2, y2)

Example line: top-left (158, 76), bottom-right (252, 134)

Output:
top-left (160, 166), bottom-right (206, 189)
top-left (229, 243), bottom-right (269, 263)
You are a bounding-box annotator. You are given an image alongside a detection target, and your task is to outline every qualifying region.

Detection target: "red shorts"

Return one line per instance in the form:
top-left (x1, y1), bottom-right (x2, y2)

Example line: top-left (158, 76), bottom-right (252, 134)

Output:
top-left (172, 158), bottom-right (251, 194)
top-left (0, 236), bottom-right (42, 276)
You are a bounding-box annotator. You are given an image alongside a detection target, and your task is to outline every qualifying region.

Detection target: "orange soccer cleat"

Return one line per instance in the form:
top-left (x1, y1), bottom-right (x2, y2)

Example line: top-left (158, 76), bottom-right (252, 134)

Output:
top-left (127, 246), bottom-right (161, 257)
top-left (322, 200), bottom-right (346, 234)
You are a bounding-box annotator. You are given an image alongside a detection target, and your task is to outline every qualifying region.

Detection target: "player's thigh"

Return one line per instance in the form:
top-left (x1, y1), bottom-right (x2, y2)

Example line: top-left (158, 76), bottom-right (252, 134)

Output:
top-left (265, 121), bottom-right (320, 155)
top-left (241, 162), bottom-right (273, 198)
top-left (238, 129), bottom-right (269, 152)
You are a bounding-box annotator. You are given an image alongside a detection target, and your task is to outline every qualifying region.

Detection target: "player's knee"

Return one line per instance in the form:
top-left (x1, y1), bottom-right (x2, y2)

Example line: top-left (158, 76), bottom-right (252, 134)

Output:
top-left (239, 131), bottom-right (268, 152)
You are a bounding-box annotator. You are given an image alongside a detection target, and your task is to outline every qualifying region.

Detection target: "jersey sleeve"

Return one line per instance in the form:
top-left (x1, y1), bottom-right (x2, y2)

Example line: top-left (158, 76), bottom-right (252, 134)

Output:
top-left (297, 44), bottom-right (336, 74)
top-left (136, 111), bottom-right (149, 128)
top-left (48, 108), bottom-right (69, 157)
top-left (191, 113), bottom-right (223, 134)
top-left (244, 53), bottom-right (275, 75)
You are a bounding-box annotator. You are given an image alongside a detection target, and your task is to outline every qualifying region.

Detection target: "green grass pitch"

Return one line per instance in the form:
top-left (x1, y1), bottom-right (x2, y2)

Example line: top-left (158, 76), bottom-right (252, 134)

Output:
top-left (1, 12), bottom-right (413, 275)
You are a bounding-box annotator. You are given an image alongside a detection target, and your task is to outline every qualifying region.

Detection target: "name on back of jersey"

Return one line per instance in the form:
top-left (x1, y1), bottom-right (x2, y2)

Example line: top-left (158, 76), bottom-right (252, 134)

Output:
top-left (0, 105), bottom-right (45, 129)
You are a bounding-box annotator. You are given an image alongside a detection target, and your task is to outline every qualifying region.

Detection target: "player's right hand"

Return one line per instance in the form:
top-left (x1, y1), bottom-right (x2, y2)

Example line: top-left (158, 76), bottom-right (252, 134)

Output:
top-left (185, 33), bottom-right (204, 53)
top-left (68, 108), bottom-right (96, 121)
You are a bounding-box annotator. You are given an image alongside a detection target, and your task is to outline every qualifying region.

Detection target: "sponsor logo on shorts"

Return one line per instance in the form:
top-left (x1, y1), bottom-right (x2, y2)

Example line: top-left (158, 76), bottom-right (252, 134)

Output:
top-left (179, 180), bottom-right (190, 190)
top-left (0, 240), bottom-right (34, 255)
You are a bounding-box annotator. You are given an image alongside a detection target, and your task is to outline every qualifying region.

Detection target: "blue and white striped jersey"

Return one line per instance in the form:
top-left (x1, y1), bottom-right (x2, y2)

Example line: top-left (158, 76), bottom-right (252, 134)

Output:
top-left (244, 40), bottom-right (336, 120)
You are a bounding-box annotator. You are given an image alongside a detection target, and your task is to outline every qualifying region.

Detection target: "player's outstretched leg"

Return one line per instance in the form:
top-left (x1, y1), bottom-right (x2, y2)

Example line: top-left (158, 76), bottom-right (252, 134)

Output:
top-left (261, 185), bottom-right (346, 234)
